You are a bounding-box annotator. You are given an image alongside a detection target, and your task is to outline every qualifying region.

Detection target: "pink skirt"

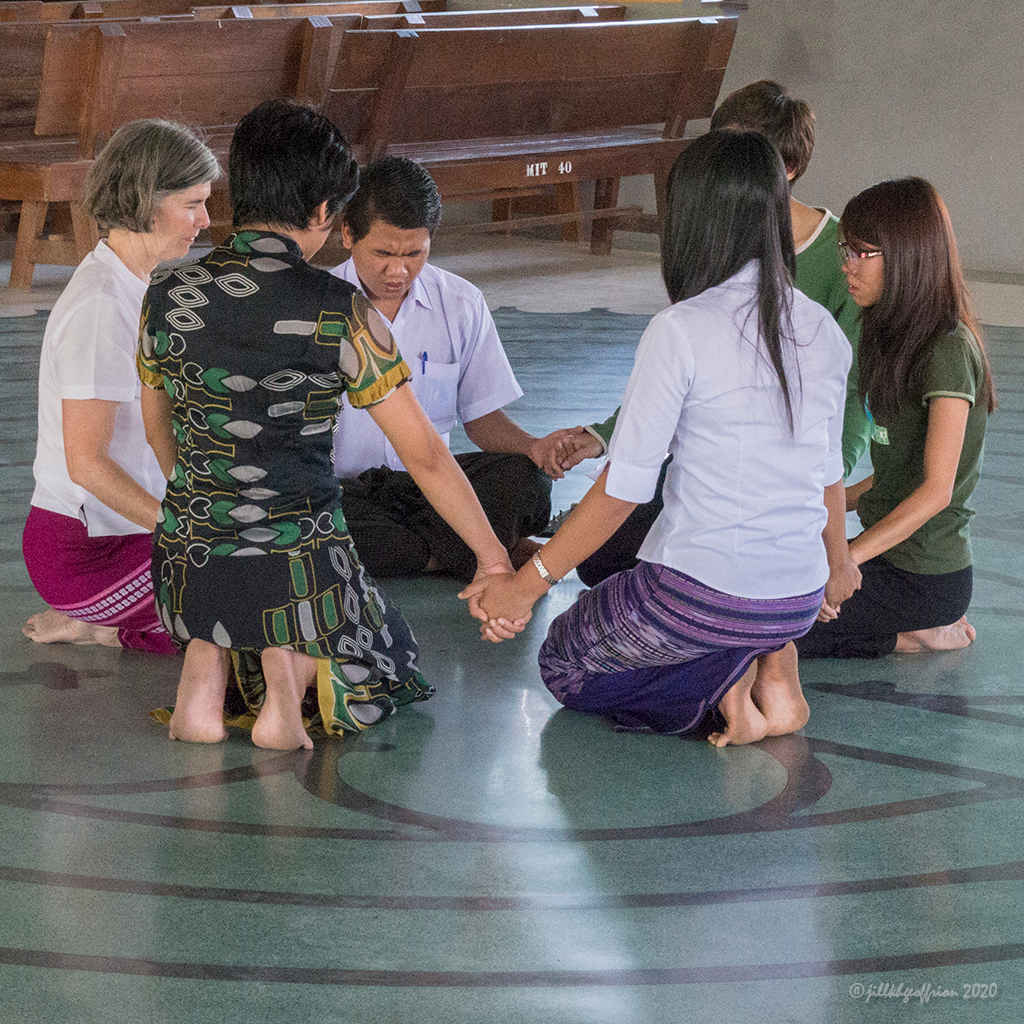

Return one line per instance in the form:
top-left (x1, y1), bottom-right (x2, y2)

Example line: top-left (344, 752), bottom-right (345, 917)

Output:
top-left (22, 505), bottom-right (176, 655)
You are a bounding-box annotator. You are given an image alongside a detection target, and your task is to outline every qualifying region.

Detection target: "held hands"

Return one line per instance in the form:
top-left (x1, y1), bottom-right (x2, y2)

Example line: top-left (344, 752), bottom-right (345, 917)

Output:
top-left (818, 555), bottom-right (862, 622)
top-left (459, 569), bottom-right (538, 644)
top-left (528, 427), bottom-right (602, 479)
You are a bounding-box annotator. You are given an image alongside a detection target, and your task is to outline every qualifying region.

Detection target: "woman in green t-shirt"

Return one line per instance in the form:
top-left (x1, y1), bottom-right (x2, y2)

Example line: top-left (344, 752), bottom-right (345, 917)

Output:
top-left (797, 177), bottom-right (996, 659)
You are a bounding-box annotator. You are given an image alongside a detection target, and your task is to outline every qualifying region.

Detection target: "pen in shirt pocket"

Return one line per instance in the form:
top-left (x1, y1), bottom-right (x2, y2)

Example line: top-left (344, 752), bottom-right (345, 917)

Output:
top-left (420, 351), bottom-right (428, 374)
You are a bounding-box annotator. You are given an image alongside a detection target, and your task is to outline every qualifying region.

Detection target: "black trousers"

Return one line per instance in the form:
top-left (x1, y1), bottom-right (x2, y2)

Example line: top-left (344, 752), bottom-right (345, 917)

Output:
top-left (795, 557), bottom-right (973, 659)
top-left (340, 451), bottom-right (551, 583)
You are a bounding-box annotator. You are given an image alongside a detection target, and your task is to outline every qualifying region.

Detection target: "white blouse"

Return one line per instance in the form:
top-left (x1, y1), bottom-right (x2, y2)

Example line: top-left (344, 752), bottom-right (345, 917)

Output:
top-left (606, 261), bottom-right (850, 599)
top-left (31, 241), bottom-right (165, 536)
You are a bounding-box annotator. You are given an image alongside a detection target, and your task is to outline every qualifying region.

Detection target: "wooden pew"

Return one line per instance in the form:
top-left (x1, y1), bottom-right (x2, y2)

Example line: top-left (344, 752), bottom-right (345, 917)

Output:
top-left (0, 15), bottom-right (332, 287)
top-left (0, 13), bottom-right (198, 139)
top-left (315, 15), bottom-right (739, 252)
top-left (357, 5), bottom-right (628, 240)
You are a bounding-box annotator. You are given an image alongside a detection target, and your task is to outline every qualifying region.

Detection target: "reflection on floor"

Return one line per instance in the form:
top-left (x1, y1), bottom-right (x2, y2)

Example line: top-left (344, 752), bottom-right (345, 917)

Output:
top-left (1, 239), bottom-right (1023, 1023)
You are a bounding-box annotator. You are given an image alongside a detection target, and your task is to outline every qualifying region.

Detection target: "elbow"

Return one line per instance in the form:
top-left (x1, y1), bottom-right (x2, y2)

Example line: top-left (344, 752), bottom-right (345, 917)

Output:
top-left (65, 451), bottom-right (99, 491)
top-left (922, 480), bottom-right (955, 517)
top-left (401, 431), bottom-right (450, 477)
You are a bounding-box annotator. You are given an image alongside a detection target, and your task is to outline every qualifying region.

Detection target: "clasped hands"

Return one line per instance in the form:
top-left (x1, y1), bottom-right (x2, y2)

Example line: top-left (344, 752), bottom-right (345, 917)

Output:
top-left (818, 553), bottom-right (862, 623)
top-left (459, 562), bottom-right (538, 643)
top-left (528, 426), bottom-right (603, 479)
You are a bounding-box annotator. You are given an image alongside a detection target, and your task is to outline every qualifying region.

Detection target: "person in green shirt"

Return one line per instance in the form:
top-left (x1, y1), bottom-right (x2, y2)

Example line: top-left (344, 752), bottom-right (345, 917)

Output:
top-left (551, 81), bottom-right (871, 586)
top-left (796, 176), bottom-right (996, 658)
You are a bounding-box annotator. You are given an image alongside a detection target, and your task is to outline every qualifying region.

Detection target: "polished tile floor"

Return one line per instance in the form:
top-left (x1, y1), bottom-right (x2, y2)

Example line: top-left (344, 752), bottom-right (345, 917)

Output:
top-left (1, 237), bottom-right (1022, 1023)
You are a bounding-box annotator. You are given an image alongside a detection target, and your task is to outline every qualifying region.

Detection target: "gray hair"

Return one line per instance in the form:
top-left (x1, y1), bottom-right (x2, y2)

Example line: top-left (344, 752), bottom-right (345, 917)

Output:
top-left (83, 119), bottom-right (220, 232)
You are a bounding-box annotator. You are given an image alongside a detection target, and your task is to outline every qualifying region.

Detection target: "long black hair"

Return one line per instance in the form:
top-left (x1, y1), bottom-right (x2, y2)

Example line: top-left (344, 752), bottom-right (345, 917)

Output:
top-left (840, 177), bottom-right (995, 420)
top-left (662, 130), bottom-right (798, 428)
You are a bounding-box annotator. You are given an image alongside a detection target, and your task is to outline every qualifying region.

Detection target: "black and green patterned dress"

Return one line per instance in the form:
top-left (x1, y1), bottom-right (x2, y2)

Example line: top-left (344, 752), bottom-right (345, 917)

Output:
top-left (138, 231), bottom-right (432, 736)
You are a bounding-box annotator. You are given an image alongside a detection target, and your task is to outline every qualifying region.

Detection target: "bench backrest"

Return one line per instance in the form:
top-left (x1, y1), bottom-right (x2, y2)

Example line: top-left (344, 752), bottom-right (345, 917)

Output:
top-left (0, 0), bottom-right (200, 19)
top-left (191, 0), bottom-right (442, 19)
top-left (361, 5), bottom-right (625, 30)
top-left (35, 16), bottom-right (329, 153)
top-left (0, 21), bottom-right (48, 130)
top-left (324, 16), bottom-right (737, 159)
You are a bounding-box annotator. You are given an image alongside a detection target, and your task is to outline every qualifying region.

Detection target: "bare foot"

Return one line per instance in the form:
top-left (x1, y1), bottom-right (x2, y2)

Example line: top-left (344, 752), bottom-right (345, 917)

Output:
top-left (708, 662), bottom-right (768, 748)
top-left (169, 639), bottom-right (229, 743)
top-left (751, 642), bottom-right (810, 737)
top-left (251, 648), bottom-right (315, 751)
top-left (22, 608), bottom-right (120, 648)
top-left (510, 537), bottom-right (543, 570)
top-left (895, 616), bottom-right (977, 653)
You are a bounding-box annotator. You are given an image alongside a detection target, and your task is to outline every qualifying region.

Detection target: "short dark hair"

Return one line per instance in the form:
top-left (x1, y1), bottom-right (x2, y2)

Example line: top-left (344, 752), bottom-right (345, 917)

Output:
top-left (662, 130), bottom-right (798, 429)
top-left (229, 100), bottom-right (359, 229)
top-left (343, 157), bottom-right (442, 243)
top-left (710, 80), bottom-right (815, 183)
top-left (84, 119), bottom-right (219, 232)
top-left (841, 177), bottom-right (995, 418)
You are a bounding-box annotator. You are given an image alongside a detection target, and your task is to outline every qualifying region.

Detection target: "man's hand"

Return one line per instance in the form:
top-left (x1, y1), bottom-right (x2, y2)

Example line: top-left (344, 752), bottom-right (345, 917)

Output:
top-left (527, 426), bottom-right (594, 479)
top-left (553, 429), bottom-right (604, 473)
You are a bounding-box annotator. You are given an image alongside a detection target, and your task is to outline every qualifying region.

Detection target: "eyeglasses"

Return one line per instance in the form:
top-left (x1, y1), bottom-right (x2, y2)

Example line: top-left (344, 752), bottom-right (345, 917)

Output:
top-left (837, 241), bottom-right (882, 265)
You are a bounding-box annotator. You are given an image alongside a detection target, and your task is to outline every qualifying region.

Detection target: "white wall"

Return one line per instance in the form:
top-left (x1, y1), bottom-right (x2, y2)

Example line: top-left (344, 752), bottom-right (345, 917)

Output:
top-left (714, 0), bottom-right (1024, 274)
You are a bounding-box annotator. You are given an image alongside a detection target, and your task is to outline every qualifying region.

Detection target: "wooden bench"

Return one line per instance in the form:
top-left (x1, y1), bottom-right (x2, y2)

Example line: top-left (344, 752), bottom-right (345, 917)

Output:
top-left (357, 5), bottom-right (628, 240)
top-left (314, 15), bottom-right (739, 252)
top-left (0, 13), bottom-right (199, 140)
top-left (0, 14), bottom-right (336, 286)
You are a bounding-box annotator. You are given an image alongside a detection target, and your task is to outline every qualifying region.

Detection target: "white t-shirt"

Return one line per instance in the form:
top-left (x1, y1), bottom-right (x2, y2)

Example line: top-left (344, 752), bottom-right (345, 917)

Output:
top-left (31, 240), bottom-right (166, 536)
top-left (329, 260), bottom-right (522, 476)
top-left (606, 261), bottom-right (850, 600)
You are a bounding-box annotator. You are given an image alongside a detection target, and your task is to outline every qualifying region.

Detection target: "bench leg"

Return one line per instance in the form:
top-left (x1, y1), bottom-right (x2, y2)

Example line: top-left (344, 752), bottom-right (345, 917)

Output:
top-left (491, 197), bottom-right (514, 234)
top-left (555, 182), bottom-right (582, 243)
top-left (70, 202), bottom-right (99, 263)
top-left (590, 177), bottom-right (619, 256)
top-left (9, 200), bottom-right (48, 290)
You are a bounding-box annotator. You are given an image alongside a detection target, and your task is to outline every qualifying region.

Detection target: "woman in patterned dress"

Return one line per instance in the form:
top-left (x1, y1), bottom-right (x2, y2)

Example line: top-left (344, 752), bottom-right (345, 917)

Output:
top-left (139, 101), bottom-right (513, 750)
top-left (22, 120), bottom-right (218, 654)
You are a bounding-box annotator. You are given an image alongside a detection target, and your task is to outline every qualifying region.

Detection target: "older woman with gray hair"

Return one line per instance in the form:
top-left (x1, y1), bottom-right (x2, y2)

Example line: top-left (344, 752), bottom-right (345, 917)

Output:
top-left (22, 119), bottom-right (219, 653)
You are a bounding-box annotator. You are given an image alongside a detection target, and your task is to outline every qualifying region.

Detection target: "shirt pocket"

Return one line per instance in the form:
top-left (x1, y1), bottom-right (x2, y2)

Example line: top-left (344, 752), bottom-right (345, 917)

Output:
top-left (409, 358), bottom-right (460, 435)
top-left (382, 358), bottom-right (461, 471)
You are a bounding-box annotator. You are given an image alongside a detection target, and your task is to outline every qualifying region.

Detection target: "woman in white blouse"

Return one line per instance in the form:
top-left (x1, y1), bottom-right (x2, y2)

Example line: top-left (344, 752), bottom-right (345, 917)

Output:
top-left (22, 120), bottom-right (218, 653)
top-left (462, 131), bottom-right (860, 746)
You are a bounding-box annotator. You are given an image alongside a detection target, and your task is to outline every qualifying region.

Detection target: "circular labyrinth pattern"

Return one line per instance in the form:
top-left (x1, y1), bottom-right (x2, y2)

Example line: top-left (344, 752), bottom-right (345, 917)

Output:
top-left (1, 312), bottom-right (1022, 1023)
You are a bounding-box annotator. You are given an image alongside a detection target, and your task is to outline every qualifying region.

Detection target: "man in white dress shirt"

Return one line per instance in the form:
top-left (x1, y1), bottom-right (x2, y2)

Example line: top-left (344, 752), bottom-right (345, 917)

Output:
top-left (331, 157), bottom-right (578, 581)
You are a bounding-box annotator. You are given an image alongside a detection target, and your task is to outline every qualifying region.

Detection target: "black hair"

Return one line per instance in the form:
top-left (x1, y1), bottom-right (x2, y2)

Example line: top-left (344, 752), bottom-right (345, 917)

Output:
top-left (229, 100), bottom-right (359, 229)
top-left (343, 156), bottom-right (441, 243)
top-left (662, 130), bottom-right (798, 429)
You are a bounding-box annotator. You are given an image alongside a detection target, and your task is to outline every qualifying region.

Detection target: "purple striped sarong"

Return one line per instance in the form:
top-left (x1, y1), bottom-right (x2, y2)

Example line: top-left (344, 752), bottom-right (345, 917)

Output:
top-left (539, 561), bottom-right (823, 735)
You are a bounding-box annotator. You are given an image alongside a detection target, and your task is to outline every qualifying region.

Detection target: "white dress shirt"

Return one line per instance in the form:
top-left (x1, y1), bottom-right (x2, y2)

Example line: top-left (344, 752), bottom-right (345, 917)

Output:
top-left (31, 241), bottom-right (166, 536)
top-left (329, 260), bottom-right (522, 476)
top-left (606, 261), bottom-right (850, 599)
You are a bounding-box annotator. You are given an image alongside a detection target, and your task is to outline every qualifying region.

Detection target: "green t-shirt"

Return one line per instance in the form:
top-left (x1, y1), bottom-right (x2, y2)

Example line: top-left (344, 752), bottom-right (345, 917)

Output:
top-left (857, 321), bottom-right (988, 575)
top-left (587, 210), bottom-right (871, 477)
top-left (795, 211), bottom-right (870, 476)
